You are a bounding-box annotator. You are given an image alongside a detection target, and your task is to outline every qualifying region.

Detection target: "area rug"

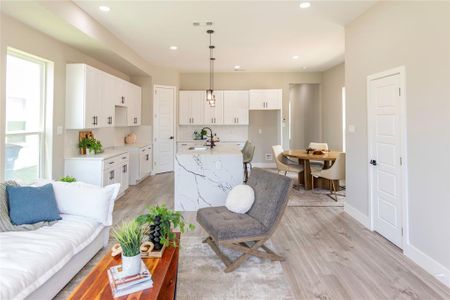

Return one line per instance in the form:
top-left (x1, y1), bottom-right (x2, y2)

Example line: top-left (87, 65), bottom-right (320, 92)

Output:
top-left (176, 236), bottom-right (294, 300)
top-left (288, 188), bottom-right (344, 207)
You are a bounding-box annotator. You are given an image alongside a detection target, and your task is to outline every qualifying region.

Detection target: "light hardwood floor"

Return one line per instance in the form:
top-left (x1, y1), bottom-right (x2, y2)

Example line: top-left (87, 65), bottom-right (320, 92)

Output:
top-left (58, 172), bottom-right (450, 299)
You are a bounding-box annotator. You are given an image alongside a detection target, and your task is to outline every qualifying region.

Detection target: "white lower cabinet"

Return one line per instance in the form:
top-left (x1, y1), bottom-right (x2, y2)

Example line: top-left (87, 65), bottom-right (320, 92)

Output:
top-left (128, 144), bottom-right (152, 185)
top-left (64, 151), bottom-right (130, 198)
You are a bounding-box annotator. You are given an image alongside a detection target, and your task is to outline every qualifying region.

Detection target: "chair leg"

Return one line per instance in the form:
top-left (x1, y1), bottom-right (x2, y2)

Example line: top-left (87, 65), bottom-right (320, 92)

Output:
top-left (243, 163), bottom-right (249, 183)
top-left (203, 236), bottom-right (284, 273)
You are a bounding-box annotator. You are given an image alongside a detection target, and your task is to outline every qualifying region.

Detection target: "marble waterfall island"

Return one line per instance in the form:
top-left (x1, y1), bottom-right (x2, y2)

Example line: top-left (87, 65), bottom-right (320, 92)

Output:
top-left (174, 144), bottom-right (243, 211)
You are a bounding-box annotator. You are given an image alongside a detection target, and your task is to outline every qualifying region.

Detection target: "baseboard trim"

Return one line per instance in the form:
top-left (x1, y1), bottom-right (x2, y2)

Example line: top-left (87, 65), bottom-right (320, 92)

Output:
top-left (404, 243), bottom-right (450, 288)
top-left (253, 163), bottom-right (276, 168)
top-left (344, 202), bottom-right (370, 228)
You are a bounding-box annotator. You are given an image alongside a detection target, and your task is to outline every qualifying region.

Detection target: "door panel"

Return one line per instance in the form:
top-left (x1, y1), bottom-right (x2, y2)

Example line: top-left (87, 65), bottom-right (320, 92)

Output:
top-left (369, 73), bottom-right (403, 248)
top-left (154, 86), bottom-right (175, 173)
top-left (191, 91), bottom-right (205, 125)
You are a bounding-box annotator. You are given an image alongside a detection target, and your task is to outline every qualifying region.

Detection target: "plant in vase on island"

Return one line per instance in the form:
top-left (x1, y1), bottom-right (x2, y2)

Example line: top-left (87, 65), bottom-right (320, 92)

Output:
top-left (136, 204), bottom-right (195, 251)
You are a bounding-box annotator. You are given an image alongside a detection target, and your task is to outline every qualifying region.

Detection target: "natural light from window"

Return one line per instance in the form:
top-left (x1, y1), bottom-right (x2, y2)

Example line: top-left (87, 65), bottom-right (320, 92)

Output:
top-left (342, 86), bottom-right (346, 152)
top-left (5, 51), bottom-right (47, 184)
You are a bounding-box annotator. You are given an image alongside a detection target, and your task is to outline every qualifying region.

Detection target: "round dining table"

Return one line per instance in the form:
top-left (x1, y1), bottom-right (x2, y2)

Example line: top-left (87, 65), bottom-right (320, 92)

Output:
top-left (282, 149), bottom-right (343, 190)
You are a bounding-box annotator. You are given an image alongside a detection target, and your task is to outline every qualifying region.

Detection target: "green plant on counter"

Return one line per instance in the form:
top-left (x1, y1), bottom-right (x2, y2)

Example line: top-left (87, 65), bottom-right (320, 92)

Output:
top-left (200, 129), bottom-right (208, 139)
top-left (79, 137), bottom-right (103, 154)
top-left (59, 176), bottom-right (76, 183)
top-left (112, 220), bottom-right (143, 257)
top-left (136, 204), bottom-right (195, 249)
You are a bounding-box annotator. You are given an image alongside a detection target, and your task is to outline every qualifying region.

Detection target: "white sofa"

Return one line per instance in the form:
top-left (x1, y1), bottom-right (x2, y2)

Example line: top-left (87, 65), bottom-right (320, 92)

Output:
top-left (0, 181), bottom-right (120, 300)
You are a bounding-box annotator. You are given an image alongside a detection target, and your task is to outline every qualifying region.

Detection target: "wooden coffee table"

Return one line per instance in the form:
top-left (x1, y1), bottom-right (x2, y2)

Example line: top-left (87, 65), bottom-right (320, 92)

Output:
top-left (68, 233), bottom-right (179, 300)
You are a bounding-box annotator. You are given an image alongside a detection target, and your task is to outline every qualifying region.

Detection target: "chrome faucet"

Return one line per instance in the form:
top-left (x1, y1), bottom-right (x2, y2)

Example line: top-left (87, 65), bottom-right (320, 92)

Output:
top-left (201, 127), bottom-right (215, 149)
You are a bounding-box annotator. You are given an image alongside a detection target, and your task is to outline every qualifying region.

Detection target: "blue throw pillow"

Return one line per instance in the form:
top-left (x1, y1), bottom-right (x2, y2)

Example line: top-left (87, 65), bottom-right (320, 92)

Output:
top-left (6, 184), bottom-right (61, 225)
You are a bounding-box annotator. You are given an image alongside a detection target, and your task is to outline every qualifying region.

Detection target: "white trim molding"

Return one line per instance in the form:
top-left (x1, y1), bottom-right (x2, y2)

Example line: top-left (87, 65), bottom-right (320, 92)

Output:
top-left (253, 162), bottom-right (276, 169)
top-left (344, 202), bottom-right (370, 228)
top-left (404, 243), bottom-right (450, 288)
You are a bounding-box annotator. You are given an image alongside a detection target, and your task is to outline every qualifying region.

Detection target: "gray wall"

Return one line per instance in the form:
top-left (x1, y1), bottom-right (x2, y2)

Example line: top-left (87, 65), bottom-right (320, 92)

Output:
top-left (346, 0), bottom-right (450, 274)
top-left (321, 63), bottom-right (345, 151)
top-left (180, 72), bottom-right (322, 163)
top-left (289, 84), bottom-right (321, 149)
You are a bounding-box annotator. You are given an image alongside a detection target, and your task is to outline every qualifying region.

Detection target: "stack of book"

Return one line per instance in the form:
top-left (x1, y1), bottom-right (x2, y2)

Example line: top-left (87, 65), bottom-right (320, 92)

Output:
top-left (107, 261), bottom-right (153, 297)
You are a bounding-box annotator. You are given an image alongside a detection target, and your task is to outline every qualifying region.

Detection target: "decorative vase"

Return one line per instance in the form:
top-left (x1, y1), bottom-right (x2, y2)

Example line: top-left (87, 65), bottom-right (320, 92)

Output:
top-left (121, 254), bottom-right (141, 276)
top-left (80, 147), bottom-right (86, 155)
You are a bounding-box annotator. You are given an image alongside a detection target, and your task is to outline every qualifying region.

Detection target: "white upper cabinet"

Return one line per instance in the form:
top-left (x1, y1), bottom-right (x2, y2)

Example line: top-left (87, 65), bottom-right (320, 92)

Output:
top-left (66, 63), bottom-right (142, 129)
top-left (179, 91), bottom-right (205, 125)
top-left (204, 91), bottom-right (224, 125)
top-left (249, 89), bottom-right (282, 110)
top-left (223, 90), bottom-right (249, 125)
top-left (127, 84), bottom-right (142, 126)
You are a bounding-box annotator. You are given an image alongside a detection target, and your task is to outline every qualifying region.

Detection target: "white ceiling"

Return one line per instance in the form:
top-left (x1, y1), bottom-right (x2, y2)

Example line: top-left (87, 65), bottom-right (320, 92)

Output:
top-left (74, 1), bottom-right (375, 73)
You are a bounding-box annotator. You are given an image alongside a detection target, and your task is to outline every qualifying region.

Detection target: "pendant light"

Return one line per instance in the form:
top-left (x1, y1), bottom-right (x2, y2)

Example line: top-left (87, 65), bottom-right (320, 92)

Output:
top-left (206, 30), bottom-right (216, 107)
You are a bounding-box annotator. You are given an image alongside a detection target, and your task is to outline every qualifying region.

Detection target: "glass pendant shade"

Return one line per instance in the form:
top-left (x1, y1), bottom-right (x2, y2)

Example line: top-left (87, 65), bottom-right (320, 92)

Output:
top-left (206, 89), bottom-right (214, 101)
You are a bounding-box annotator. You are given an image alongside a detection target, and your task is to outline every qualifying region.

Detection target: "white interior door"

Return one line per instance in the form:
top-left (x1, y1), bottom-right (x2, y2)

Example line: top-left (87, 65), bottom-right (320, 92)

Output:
top-left (368, 72), bottom-right (404, 248)
top-left (153, 85), bottom-right (175, 173)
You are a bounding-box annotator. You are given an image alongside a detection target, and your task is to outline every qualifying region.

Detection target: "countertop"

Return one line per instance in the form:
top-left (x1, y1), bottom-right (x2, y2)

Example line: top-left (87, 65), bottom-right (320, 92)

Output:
top-left (65, 148), bottom-right (129, 160)
top-left (176, 139), bottom-right (245, 143)
top-left (176, 144), bottom-right (242, 156)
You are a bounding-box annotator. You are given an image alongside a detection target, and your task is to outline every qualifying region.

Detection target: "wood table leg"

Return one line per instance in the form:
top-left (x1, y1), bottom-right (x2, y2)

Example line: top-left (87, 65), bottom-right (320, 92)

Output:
top-left (303, 159), bottom-right (312, 190)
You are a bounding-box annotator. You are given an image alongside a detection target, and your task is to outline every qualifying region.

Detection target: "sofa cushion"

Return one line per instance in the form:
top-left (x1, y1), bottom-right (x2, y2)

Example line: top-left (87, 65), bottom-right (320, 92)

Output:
top-left (197, 206), bottom-right (267, 241)
top-left (6, 184), bottom-right (61, 225)
top-left (0, 182), bottom-right (54, 232)
top-left (0, 215), bottom-right (103, 300)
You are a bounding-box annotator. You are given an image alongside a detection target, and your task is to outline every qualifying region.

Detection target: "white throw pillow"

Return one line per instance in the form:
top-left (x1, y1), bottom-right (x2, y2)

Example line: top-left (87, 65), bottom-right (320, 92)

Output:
top-left (225, 184), bottom-right (255, 214)
top-left (34, 180), bottom-right (120, 225)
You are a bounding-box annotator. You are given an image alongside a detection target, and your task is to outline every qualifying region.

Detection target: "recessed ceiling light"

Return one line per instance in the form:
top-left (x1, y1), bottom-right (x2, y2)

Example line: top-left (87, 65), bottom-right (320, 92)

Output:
top-left (169, 46), bottom-right (178, 50)
top-left (292, 55), bottom-right (299, 60)
top-left (299, 2), bottom-right (311, 9)
top-left (98, 5), bottom-right (110, 12)
top-left (234, 65), bottom-right (241, 69)
top-left (303, 66), bottom-right (308, 70)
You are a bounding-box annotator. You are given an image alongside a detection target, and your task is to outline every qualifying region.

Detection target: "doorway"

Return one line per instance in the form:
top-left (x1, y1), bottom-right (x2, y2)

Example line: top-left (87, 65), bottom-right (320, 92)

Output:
top-left (153, 85), bottom-right (176, 174)
top-left (367, 67), bottom-right (407, 249)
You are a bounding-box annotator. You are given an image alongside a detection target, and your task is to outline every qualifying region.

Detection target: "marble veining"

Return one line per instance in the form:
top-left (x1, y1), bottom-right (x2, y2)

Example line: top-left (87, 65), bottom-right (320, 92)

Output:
top-left (175, 145), bottom-right (243, 211)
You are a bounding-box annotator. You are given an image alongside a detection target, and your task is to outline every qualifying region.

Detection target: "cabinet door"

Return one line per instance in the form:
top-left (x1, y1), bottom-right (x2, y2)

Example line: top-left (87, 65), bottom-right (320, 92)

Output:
top-left (139, 149), bottom-right (152, 178)
top-left (249, 90), bottom-right (267, 110)
top-left (266, 89), bottom-right (282, 110)
top-left (179, 91), bottom-right (192, 125)
top-left (127, 83), bottom-right (141, 126)
top-left (115, 78), bottom-right (127, 106)
top-left (223, 91), bottom-right (249, 125)
top-left (101, 73), bottom-right (115, 127)
top-left (103, 168), bottom-right (115, 186)
top-left (190, 91), bottom-right (205, 125)
top-left (85, 66), bottom-right (102, 128)
top-left (120, 163), bottom-right (129, 193)
top-left (204, 91), bottom-right (224, 125)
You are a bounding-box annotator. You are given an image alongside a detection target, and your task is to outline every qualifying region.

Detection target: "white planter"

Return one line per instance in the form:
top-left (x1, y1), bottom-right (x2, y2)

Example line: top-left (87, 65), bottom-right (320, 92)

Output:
top-left (121, 254), bottom-right (141, 276)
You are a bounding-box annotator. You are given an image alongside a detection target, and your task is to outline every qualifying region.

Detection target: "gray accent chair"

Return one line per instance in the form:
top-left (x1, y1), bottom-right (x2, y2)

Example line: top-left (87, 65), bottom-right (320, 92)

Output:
top-left (197, 168), bottom-right (292, 272)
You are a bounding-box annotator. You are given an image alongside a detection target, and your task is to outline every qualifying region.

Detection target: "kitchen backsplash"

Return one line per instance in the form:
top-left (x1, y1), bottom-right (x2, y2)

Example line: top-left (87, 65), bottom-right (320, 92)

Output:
top-left (177, 125), bottom-right (248, 141)
top-left (65, 125), bottom-right (152, 157)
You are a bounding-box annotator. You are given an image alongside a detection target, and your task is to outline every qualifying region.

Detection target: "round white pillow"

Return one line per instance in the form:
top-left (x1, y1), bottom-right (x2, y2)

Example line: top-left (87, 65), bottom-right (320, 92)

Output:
top-left (225, 184), bottom-right (255, 214)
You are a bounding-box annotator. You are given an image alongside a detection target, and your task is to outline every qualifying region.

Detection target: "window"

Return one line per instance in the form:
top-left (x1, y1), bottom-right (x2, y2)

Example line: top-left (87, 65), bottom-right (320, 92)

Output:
top-left (342, 87), bottom-right (346, 152)
top-left (5, 50), bottom-right (48, 184)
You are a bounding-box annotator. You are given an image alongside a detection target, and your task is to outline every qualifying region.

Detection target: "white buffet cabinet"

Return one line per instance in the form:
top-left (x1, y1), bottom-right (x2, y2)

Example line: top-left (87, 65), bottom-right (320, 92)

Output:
top-left (65, 64), bottom-right (142, 129)
top-left (64, 149), bottom-right (130, 197)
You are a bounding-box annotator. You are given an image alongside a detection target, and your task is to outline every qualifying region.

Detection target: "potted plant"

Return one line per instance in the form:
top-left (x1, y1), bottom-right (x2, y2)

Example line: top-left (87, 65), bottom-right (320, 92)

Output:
top-left (112, 220), bottom-right (143, 276)
top-left (59, 176), bottom-right (76, 183)
top-left (136, 205), bottom-right (194, 251)
top-left (79, 137), bottom-right (103, 155)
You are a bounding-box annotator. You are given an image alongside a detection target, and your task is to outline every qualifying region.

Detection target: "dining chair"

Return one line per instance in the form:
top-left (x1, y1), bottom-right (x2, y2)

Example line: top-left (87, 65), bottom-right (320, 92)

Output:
top-left (272, 145), bottom-right (304, 178)
top-left (311, 152), bottom-right (346, 201)
top-left (308, 142), bottom-right (329, 170)
top-left (308, 142), bottom-right (329, 151)
top-left (242, 141), bottom-right (255, 183)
